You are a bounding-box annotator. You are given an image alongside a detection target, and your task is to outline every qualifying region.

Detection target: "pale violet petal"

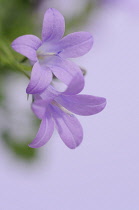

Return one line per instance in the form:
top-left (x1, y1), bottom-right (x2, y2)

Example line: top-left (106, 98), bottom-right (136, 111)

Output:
top-left (56, 95), bottom-right (107, 116)
top-left (48, 57), bottom-right (84, 95)
top-left (42, 8), bottom-right (65, 42)
top-left (26, 62), bottom-right (52, 94)
top-left (31, 98), bottom-right (47, 120)
top-left (11, 35), bottom-right (42, 61)
top-left (51, 105), bottom-right (83, 149)
top-left (58, 32), bottom-right (93, 58)
top-left (29, 112), bottom-right (54, 148)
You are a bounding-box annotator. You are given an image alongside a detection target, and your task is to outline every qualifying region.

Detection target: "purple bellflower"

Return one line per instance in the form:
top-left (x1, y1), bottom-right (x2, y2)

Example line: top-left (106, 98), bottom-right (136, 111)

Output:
top-left (29, 86), bottom-right (106, 149)
top-left (11, 8), bottom-right (93, 95)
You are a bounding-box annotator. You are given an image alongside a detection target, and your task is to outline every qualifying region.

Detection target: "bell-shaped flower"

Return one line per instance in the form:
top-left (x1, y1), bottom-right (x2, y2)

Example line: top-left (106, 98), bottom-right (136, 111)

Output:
top-left (29, 86), bottom-right (106, 149)
top-left (11, 8), bottom-right (93, 95)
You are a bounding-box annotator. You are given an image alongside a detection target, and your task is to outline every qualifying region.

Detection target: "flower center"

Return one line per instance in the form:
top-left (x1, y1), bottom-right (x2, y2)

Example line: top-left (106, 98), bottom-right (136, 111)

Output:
top-left (37, 42), bottom-right (57, 61)
top-left (37, 51), bottom-right (56, 60)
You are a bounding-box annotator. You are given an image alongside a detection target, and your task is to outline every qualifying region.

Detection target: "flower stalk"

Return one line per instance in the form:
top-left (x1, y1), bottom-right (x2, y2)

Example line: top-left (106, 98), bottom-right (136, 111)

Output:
top-left (0, 38), bottom-right (31, 78)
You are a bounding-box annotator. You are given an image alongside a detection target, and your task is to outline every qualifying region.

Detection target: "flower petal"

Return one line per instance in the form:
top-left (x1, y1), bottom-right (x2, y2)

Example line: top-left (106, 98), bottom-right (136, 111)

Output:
top-left (40, 85), bottom-right (60, 101)
top-left (42, 8), bottom-right (65, 42)
top-left (26, 62), bottom-right (52, 94)
top-left (48, 57), bottom-right (84, 95)
top-left (51, 106), bottom-right (83, 149)
top-left (29, 112), bottom-right (54, 148)
top-left (31, 97), bottom-right (47, 120)
top-left (56, 95), bottom-right (107, 116)
top-left (58, 32), bottom-right (93, 58)
top-left (11, 35), bottom-right (42, 61)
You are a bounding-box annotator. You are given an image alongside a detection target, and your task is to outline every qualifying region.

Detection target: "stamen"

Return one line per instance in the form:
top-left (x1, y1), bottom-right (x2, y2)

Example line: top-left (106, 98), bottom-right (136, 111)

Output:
top-left (51, 100), bottom-right (73, 115)
top-left (37, 52), bottom-right (57, 59)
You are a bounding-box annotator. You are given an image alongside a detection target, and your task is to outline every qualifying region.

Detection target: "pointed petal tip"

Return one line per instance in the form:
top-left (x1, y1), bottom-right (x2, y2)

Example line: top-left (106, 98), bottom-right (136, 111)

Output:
top-left (49, 8), bottom-right (59, 12)
top-left (47, 8), bottom-right (63, 15)
top-left (28, 136), bottom-right (49, 149)
top-left (26, 83), bottom-right (50, 95)
top-left (101, 97), bottom-right (107, 107)
top-left (66, 145), bottom-right (78, 149)
top-left (66, 139), bottom-right (83, 149)
top-left (46, 8), bottom-right (55, 14)
top-left (26, 86), bottom-right (45, 95)
top-left (102, 98), bottom-right (107, 109)
top-left (95, 97), bottom-right (107, 114)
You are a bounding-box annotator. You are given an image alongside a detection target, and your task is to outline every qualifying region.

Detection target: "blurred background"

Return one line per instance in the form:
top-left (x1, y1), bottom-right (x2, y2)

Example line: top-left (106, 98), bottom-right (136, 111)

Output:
top-left (0, 0), bottom-right (139, 209)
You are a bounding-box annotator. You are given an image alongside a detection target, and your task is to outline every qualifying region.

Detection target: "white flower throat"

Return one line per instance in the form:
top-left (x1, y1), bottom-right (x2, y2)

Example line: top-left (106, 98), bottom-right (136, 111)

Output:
top-left (37, 42), bottom-right (58, 61)
top-left (37, 51), bottom-right (56, 59)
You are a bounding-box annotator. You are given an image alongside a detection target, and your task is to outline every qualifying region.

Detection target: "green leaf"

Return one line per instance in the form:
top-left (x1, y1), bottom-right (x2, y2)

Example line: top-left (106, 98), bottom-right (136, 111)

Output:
top-left (2, 131), bottom-right (38, 162)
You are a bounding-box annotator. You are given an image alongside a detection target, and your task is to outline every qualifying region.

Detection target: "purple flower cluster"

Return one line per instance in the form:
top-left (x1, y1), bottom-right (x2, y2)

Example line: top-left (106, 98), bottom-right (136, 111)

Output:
top-left (11, 8), bottom-right (106, 149)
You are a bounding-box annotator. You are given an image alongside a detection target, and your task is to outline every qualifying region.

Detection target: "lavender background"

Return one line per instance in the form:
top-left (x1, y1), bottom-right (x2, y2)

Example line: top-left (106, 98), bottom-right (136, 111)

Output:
top-left (0, 0), bottom-right (139, 209)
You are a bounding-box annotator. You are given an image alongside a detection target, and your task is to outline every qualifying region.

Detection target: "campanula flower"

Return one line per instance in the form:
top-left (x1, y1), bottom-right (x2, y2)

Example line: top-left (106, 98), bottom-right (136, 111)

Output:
top-left (29, 86), bottom-right (106, 149)
top-left (11, 8), bottom-right (93, 95)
